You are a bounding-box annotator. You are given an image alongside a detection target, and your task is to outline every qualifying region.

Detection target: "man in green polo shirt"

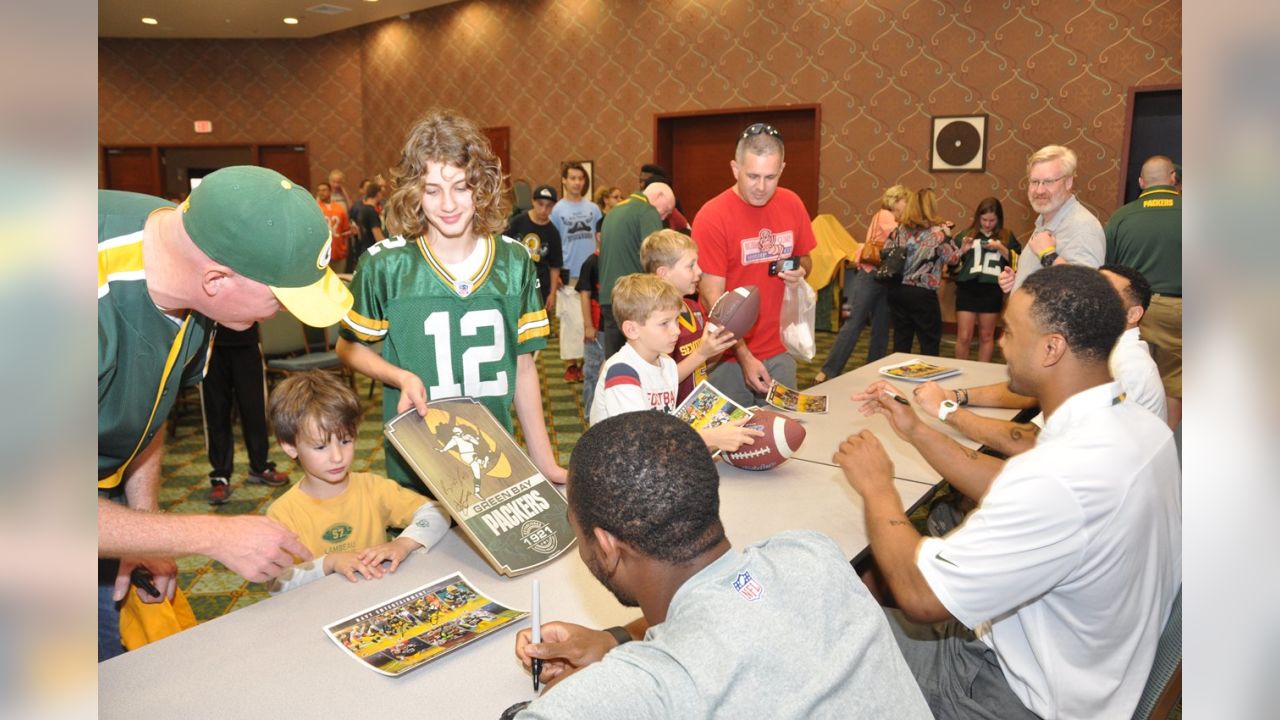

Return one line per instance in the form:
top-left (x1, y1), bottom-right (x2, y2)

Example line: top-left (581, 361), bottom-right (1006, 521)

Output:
top-left (98, 166), bottom-right (353, 660)
top-left (597, 180), bottom-right (675, 356)
top-left (1105, 155), bottom-right (1181, 427)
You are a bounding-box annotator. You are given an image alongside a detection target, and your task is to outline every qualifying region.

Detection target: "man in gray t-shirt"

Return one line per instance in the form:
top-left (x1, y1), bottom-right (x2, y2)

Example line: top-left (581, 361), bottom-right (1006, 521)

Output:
top-left (511, 412), bottom-right (930, 720)
top-left (1001, 145), bottom-right (1105, 293)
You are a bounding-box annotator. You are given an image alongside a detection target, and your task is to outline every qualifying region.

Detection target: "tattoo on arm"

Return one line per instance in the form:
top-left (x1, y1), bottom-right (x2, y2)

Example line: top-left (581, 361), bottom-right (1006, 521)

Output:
top-left (1009, 423), bottom-right (1040, 442)
top-left (888, 518), bottom-right (912, 527)
top-left (962, 447), bottom-right (978, 460)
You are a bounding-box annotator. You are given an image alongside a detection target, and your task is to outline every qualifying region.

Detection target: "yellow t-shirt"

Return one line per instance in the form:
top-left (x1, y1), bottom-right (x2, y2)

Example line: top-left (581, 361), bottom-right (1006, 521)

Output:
top-left (267, 471), bottom-right (434, 557)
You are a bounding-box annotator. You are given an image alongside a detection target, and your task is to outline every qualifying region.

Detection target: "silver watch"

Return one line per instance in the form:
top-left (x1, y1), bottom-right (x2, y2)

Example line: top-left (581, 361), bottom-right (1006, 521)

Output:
top-left (938, 399), bottom-right (959, 422)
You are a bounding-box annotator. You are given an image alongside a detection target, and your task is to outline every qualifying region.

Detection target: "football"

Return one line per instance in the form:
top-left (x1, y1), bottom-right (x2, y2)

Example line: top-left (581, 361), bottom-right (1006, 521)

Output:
top-left (722, 410), bottom-right (806, 471)
top-left (706, 285), bottom-right (761, 339)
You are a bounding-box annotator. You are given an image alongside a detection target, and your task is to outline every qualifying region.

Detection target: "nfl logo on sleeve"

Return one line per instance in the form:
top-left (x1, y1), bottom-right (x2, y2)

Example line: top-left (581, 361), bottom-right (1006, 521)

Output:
top-left (733, 571), bottom-right (763, 601)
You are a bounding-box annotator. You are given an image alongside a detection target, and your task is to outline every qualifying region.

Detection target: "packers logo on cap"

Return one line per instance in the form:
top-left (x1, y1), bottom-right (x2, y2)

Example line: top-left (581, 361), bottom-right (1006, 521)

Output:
top-left (316, 230), bottom-right (333, 270)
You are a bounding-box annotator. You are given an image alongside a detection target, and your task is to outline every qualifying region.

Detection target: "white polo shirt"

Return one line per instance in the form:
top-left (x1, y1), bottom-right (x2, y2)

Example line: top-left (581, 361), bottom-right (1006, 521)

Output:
top-left (917, 382), bottom-right (1181, 720)
top-left (1111, 326), bottom-right (1167, 423)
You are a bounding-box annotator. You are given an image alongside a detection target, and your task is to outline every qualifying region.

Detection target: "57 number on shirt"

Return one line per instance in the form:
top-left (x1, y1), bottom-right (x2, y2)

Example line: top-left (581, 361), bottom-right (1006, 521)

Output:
top-left (422, 309), bottom-right (508, 399)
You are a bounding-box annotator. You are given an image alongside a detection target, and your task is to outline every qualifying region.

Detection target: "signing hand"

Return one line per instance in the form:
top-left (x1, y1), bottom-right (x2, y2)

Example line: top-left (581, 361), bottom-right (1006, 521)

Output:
top-left (911, 381), bottom-right (953, 418)
top-left (850, 380), bottom-right (923, 441)
top-left (515, 621), bottom-right (619, 689)
top-left (833, 430), bottom-right (896, 498)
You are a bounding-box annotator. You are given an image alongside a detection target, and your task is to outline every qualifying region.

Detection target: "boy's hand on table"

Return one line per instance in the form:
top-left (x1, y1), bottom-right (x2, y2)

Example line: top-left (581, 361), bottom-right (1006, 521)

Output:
top-left (326, 552), bottom-right (382, 582)
top-left (357, 537), bottom-right (421, 573)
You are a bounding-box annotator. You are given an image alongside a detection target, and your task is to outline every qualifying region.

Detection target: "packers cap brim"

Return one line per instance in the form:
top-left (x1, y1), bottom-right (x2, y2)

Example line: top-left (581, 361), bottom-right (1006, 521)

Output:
top-left (271, 270), bottom-right (353, 328)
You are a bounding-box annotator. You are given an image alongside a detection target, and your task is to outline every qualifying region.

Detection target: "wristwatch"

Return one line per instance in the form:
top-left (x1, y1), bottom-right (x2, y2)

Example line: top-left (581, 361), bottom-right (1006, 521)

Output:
top-left (1039, 251), bottom-right (1060, 268)
top-left (938, 399), bottom-right (959, 422)
top-left (605, 625), bottom-right (633, 646)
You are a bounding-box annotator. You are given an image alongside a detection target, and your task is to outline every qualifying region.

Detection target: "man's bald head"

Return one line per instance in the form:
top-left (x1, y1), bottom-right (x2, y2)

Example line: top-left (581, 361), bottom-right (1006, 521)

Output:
top-left (643, 182), bottom-right (675, 220)
top-left (1139, 156), bottom-right (1176, 189)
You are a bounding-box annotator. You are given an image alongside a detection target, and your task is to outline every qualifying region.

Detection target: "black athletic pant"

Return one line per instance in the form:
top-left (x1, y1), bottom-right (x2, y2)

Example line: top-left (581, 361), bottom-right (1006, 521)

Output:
top-left (889, 283), bottom-right (943, 357)
top-left (201, 326), bottom-right (272, 479)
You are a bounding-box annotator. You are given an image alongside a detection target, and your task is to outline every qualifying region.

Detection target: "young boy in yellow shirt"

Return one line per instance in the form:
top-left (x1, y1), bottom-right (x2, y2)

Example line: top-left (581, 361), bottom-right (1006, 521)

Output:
top-left (265, 370), bottom-right (449, 593)
top-left (640, 229), bottom-right (736, 403)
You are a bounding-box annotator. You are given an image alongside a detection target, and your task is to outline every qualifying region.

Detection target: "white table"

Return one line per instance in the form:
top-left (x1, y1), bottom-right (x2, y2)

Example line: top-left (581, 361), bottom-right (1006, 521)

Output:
top-left (783, 353), bottom-right (1019, 484)
top-left (99, 458), bottom-right (931, 719)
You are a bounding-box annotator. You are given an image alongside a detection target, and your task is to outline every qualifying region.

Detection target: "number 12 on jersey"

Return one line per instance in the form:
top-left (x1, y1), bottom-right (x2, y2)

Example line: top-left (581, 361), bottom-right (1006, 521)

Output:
top-left (422, 309), bottom-right (508, 400)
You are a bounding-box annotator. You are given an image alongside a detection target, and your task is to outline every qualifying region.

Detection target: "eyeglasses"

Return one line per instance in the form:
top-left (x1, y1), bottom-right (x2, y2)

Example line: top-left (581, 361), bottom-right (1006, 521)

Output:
top-left (741, 123), bottom-right (782, 141)
top-left (1028, 174), bottom-right (1069, 189)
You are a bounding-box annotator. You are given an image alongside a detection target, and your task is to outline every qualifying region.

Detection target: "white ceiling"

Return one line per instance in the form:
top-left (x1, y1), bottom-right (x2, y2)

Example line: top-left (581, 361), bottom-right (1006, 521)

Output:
top-left (99, 0), bottom-right (461, 39)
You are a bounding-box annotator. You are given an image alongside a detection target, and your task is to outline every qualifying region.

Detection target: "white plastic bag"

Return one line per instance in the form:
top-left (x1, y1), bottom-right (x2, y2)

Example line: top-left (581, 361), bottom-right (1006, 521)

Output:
top-left (780, 280), bottom-right (817, 360)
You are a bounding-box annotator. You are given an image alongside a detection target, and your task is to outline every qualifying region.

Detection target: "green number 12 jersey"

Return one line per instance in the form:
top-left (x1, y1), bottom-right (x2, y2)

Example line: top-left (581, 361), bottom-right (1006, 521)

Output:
top-left (341, 234), bottom-right (549, 487)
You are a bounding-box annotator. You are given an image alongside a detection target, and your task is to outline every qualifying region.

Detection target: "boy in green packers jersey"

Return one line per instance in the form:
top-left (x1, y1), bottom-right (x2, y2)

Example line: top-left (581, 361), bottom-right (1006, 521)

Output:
top-left (337, 111), bottom-right (568, 487)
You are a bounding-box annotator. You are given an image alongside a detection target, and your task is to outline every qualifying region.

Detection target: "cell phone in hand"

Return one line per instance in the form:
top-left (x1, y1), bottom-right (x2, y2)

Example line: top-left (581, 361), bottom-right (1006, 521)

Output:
top-left (768, 257), bottom-right (800, 276)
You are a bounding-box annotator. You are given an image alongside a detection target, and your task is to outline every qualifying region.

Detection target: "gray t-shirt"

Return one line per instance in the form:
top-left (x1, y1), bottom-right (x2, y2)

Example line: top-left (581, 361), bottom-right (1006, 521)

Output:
top-left (1013, 194), bottom-right (1105, 291)
top-left (518, 530), bottom-right (930, 719)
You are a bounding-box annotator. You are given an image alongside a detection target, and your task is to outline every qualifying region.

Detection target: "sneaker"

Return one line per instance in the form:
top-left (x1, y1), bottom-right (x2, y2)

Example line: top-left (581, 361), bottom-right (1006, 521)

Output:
top-left (569, 365), bottom-right (585, 383)
top-left (563, 364), bottom-right (579, 383)
top-left (209, 479), bottom-right (232, 505)
top-left (247, 467), bottom-right (290, 487)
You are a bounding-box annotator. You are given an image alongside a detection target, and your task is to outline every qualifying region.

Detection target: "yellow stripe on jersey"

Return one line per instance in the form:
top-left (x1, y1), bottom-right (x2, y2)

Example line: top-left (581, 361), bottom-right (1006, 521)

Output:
top-left (342, 309), bottom-right (388, 341)
top-left (98, 233), bottom-right (146, 298)
top-left (517, 309), bottom-right (550, 344)
top-left (416, 235), bottom-right (497, 297)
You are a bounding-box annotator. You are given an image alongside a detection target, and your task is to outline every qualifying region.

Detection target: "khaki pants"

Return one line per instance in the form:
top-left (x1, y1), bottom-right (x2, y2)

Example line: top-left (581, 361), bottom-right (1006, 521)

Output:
top-left (1140, 294), bottom-right (1182, 398)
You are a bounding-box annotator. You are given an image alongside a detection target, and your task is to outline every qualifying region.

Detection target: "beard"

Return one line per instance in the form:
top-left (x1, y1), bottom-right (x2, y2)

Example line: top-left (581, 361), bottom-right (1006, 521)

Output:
top-left (584, 549), bottom-right (639, 608)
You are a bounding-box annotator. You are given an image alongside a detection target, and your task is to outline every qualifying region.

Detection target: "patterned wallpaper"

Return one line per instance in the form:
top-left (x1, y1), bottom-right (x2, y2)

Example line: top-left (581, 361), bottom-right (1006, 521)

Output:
top-left (99, 0), bottom-right (1181, 233)
top-left (98, 28), bottom-right (366, 190)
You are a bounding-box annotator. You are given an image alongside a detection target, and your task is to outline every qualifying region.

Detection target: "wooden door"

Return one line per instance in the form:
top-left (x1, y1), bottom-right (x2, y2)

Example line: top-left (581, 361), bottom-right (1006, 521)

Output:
top-left (256, 144), bottom-right (311, 188)
top-left (655, 106), bottom-right (821, 223)
top-left (483, 126), bottom-right (511, 176)
top-left (102, 146), bottom-right (161, 195)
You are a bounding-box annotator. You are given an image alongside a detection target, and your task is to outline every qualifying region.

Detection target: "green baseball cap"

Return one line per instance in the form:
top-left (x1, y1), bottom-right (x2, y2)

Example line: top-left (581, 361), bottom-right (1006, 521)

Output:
top-left (181, 166), bottom-right (353, 327)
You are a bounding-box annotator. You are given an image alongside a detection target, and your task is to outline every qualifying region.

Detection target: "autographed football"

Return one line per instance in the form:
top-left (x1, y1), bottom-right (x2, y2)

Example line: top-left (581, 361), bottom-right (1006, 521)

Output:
top-left (706, 285), bottom-right (761, 339)
top-left (722, 410), bottom-right (806, 471)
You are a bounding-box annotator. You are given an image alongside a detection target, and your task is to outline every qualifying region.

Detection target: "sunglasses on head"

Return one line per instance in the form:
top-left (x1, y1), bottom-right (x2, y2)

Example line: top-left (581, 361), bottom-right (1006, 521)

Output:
top-left (741, 123), bottom-right (782, 141)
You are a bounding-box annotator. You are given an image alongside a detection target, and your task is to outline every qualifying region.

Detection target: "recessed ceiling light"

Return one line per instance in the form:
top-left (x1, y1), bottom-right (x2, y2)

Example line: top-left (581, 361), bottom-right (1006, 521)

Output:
top-left (283, 17), bottom-right (299, 24)
top-left (141, 17), bottom-right (158, 25)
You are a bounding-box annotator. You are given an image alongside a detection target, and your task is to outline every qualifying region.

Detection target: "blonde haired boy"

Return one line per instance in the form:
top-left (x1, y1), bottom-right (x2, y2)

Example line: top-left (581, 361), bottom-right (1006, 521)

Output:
top-left (265, 371), bottom-right (449, 593)
top-left (590, 274), bottom-right (761, 452)
top-left (640, 229), bottom-right (736, 403)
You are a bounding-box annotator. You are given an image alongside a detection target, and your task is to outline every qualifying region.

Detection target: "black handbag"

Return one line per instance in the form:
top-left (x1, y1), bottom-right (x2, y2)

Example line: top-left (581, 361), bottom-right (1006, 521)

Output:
top-left (876, 239), bottom-right (907, 282)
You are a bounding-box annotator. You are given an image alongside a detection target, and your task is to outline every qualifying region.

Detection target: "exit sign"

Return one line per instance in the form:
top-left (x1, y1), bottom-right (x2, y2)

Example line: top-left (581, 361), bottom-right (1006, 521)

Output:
top-left (194, 120), bottom-right (213, 134)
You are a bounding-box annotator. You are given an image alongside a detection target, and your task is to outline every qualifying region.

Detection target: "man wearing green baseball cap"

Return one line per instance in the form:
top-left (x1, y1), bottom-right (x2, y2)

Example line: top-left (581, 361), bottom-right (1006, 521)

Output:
top-left (97, 165), bottom-right (353, 660)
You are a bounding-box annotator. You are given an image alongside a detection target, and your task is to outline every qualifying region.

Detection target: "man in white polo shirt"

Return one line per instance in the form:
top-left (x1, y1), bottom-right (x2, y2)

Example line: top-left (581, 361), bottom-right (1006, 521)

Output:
top-left (910, 263), bottom-right (1169, 457)
top-left (838, 265), bottom-right (1181, 719)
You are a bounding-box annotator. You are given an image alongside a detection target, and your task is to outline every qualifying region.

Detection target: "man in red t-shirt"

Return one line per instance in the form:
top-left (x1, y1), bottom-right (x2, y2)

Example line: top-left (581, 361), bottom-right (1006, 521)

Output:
top-left (692, 123), bottom-right (815, 407)
top-left (316, 181), bottom-right (353, 270)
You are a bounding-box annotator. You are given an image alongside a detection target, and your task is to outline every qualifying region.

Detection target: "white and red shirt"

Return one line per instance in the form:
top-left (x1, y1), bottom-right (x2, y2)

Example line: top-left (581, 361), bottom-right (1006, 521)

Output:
top-left (589, 342), bottom-right (679, 425)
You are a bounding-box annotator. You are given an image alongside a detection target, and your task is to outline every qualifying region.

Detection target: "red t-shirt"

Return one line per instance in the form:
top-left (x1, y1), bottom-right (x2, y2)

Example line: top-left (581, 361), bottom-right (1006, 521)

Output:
top-left (692, 187), bottom-right (816, 361)
top-left (672, 298), bottom-right (706, 403)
